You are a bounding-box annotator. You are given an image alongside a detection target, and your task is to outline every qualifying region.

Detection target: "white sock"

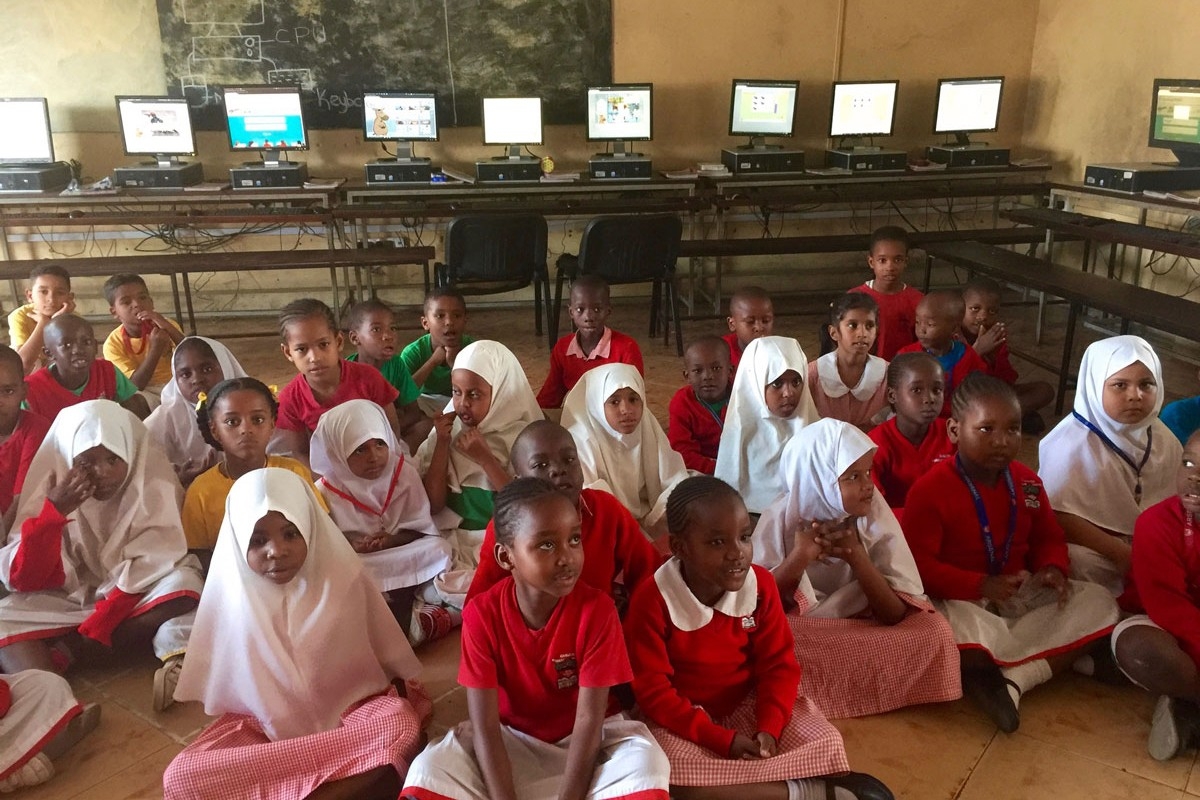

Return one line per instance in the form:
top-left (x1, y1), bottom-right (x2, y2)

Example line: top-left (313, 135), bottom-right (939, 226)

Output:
top-left (788, 778), bottom-right (856, 800)
top-left (1001, 658), bottom-right (1053, 708)
top-left (1072, 654), bottom-right (1095, 676)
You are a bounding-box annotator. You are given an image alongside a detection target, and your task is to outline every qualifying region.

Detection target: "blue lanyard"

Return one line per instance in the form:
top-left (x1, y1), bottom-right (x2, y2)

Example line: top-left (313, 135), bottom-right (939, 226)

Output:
top-left (954, 455), bottom-right (1017, 576)
top-left (1071, 411), bottom-right (1153, 504)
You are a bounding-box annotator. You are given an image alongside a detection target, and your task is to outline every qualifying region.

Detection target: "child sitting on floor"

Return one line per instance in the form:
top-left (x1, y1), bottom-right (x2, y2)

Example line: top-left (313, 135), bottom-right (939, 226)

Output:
top-left (753, 419), bottom-right (961, 719)
top-left (668, 335), bottom-right (732, 475)
top-left (537, 274), bottom-right (644, 409)
top-left (311, 399), bottom-right (455, 644)
top-left (400, 478), bottom-right (671, 800)
top-left (102, 273), bottom-right (185, 407)
top-left (0, 345), bottom-right (50, 517)
top-left (145, 336), bottom-right (248, 487)
top-left (1162, 367), bottom-right (1200, 445)
top-left (401, 287), bottom-right (475, 418)
top-left (167, 468), bottom-right (426, 800)
top-left (625, 475), bottom-right (893, 800)
top-left (0, 670), bottom-right (99, 793)
top-left (723, 285), bottom-right (775, 372)
top-left (902, 374), bottom-right (1119, 733)
top-left (24, 315), bottom-right (150, 421)
top-left (344, 298), bottom-right (430, 451)
top-left (897, 290), bottom-right (988, 418)
top-left (715, 336), bottom-right (819, 515)
top-left (562, 363), bottom-right (688, 541)
top-left (808, 293), bottom-right (889, 429)
top-left (8, 264), bottom-right (74, 374)
top-left (868, 353), bottom-right (955, 512)
top-left (849, 226), bottom-right (922, 361)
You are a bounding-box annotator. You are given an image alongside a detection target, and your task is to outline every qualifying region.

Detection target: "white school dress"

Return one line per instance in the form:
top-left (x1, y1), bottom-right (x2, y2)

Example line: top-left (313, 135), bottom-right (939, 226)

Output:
top-left (0, 670), bottom-right (81, 783)
top-left (753, 419), bottom-right (960, 718)
top-left (311, 399), bottom-right (451, 592)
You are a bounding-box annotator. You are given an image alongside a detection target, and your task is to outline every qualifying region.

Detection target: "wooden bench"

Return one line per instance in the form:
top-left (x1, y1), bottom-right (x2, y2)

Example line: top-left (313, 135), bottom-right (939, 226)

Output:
top-left (923, 240), bottom-right (1200, 413)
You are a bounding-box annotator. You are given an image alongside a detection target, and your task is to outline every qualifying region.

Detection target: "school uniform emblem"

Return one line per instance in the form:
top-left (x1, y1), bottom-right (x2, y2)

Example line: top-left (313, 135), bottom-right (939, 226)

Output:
top-left (1021, 480), bottom-right (1041, 509)
top-left (552, 653), bottom-right (579, 689)
top-left (741, 615), bottom-right (757, 631)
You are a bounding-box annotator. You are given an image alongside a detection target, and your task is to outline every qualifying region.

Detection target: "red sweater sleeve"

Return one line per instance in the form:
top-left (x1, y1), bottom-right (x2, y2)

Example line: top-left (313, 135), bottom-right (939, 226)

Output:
top-left (7, 499), bottom-right (68, 592)
top-left (749, 569), bottom-right (801, 740)
top-left (604, 494), bottom-right (664, 593)
top-left (668, 387), bottom-right (717, 474)
top-left (626, 583), bottom-right (738, 756)
top-left (902, 474), bottom-right (987, 600)
top-left (536, 339), bottom-right (569, 409)
top-left (613, 334), bottom-right (644, 375)
top-left (1133, 500), bottom-right (1200, 664)
top-left (987, 341), bottom-right (1020, 385)
top-left (77, 588), bottom-right (143, 646)
top-left (0, 678), bottom-right (9, 718)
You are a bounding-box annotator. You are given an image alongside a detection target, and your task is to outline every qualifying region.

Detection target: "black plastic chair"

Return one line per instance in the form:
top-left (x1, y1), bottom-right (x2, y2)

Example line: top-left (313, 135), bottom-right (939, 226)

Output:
top-left (434, 213), bottom-right (550, 337)
top-left (553, 214), bottom-right (685, 355)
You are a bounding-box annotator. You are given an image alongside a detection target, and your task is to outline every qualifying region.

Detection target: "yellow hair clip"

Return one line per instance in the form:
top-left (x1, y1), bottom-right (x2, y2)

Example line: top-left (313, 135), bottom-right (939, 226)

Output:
top-left (267, 384), bottom-right (279, 398)
top-left (195, 391), bottom-right (207, 412)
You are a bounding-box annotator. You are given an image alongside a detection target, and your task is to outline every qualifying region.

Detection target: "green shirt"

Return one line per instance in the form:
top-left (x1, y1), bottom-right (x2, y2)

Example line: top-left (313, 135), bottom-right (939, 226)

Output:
top-left (345, 353), bottom-right (421, 406)
top-left (448, 485), bottom-right (496, 531)
top-left (399, 333), bottom-right (476, 397)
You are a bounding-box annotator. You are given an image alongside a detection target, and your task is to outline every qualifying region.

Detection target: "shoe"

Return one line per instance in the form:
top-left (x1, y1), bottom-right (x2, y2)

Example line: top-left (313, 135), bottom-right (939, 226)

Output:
top-left (1089, 643), bottom-right (1131, 687)
top-left (417, 605), bottom-right (457, 645)
top-left (962, 664), bottom-right (1020, 733)
top-left (0, 753), bottom-right (54, 793)
top-left (153, 657), bottom-right (183, 713)
top-left (825, 771), bottom-right (894, 800)
top-left (1148, 695), bottom-right (1200, 761)
top-left (1021, 412), bottom-right (1047, 435)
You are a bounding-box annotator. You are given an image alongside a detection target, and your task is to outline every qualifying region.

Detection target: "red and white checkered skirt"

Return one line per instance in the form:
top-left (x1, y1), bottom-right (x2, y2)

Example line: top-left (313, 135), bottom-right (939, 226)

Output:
top-left (788, 594), bottom-right (962, 719)
top-left (163, 689), bottom-right (422, 800)
top-left (647, 694), bottom-right (849, 787)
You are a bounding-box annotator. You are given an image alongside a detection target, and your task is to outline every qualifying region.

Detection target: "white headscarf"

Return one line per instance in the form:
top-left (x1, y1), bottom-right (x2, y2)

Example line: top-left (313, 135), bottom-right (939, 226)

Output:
top-left (1039, 335), bottom-right (1182, 535)
top-left (753, 418), bottom-right (924, 618)
top-left (311, 399), bottom-right (438, 539)
top-left (144, 336), bottom-right (248, 475)
top-left (561, 363), bottom-right (688, 527)
top-left (0, 401), bottom-right (187, 603)
top-left (174, 468), bottom-right (420, 741)
top-left (714, 336), bottom-right (819, 513)
top-left (415, 340), bottom-right (542, 493)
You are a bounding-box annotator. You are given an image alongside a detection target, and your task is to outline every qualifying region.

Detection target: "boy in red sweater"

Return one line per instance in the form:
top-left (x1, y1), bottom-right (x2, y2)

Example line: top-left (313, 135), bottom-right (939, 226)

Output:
top-left (668, 336), bottom-right (731, 475)
top-left (0, 346), bottom-right (50, 515)
top-left (723, 286), bottom-right (774, 372)
top-left (897, 290), bottom-right (987, 418)
top-left (537, 275), bottom-right (643, 409)
top-left (850, 226), bottom-right (923, 361)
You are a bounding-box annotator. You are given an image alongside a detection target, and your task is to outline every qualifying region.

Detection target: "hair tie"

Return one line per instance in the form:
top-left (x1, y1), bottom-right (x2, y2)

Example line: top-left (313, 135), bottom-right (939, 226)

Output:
top-left (195, 391), bottom-right (207, 412)
top-left (267, 384), bottom-right (278, 398)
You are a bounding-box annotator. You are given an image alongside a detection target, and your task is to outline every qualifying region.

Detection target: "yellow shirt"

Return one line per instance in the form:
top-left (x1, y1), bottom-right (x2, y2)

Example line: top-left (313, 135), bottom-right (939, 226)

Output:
top-left (103, 318), bottom-right (183, 388)
top-left (181, 456), bottom-right (329, 549)
top-left (7, 303), bottom-right (36, 349)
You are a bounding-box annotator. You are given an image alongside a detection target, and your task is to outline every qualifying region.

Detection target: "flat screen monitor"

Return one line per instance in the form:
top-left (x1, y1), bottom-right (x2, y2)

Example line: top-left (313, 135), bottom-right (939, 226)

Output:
top-left (729, 79), bottom-right (799, 145)
top-left (1148, 79), bottom-right (1200, 167)
top-left (223, 85), bottom-right (308, 160)
top-left (363, 91), bottom-right (439, 142)
top-left (482, 97), bottom-right (543, 158)
top-left (829, 80), bottom-right (899, 138)
top-left (116, 96), bottom-right (197, 164)
top-left (933, 76), bottom-right (1003, 144)
top-left (587, 84), bottom-right (652, 152)
top-left (0, 97), bottom-right (55, 165)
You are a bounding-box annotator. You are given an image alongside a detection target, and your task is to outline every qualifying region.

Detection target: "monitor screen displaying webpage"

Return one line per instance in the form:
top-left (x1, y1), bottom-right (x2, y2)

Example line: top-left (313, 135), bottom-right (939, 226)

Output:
top-left (729, 80), bottom-right (799, 137)
top-left (117, 97), bottom-right (197, 156)
top-left (482, 97), bottom-right (543, 145)
top-left (363, 91), bottom-right (439, 141)
top-left (829, 81), bottom-right (899, 138)
top-left (1150, 81), bottom-right (1200, 147)
top-left (0, 98), bottom-right (55, 164)
top-left (933, 77), bottom-right (1003, 134)
top-left (587, 85), bottom-right (652, 141)
top-left (224, 86), bottom-right (308, 151)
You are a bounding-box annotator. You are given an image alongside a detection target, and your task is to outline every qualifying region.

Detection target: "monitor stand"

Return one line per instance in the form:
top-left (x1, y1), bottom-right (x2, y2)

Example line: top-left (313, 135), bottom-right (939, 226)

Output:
top-left (0, 161), bottom-right (72, 192)
top-left (230, 153), bottom-right (309, 189)
top-left (114, 155), bottom-right (204, 188)
top-left (1153, 149), bottom-right (1200, 169)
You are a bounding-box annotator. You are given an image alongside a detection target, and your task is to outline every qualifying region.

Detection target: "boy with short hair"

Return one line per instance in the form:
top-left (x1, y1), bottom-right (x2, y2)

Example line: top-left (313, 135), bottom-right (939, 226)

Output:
top-left (850, 225), bottom-right (923, 361)
top-left (23, 315), bottom-right (150, 421)
top-left (101, 274), bottom-right (184, 404)
top-left (897, 290), bottom-right (988, 418)
top-left (667, 335), bottom-right (731, 475)
top-left (8, 265), bottom-right (75, 374)
top-left (536, 275), bottom-right (644, 409)
top-left (959, 277), bottom-right (1055, 434)
top-left (399, 287), bottom-right (475, 417)
top-left (723, 285), bottom-right (774, 371)
top-left (0, 345), bottom-right (50, 515)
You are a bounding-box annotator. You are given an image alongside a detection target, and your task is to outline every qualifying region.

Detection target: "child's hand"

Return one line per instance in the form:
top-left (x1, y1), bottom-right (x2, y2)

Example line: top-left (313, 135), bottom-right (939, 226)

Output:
top-left (1034, 565), bottom-right (1070, 607)
top-left (789, 520), bottom-right (825, 566)
top-left (973, 321), bottom-right (1007, 358)
top-left (137, 310), bottom-right (170, 330)
top-left (979, 573), bottom-right (1026, 603)
top-left (754, 731), bottom-right (777, 758)
top-left (430, 345), bottom-right (449, 366)
top-left (146, 324), bottom-right (170, 352)
top-left (729, 732), bottom-right (764, 760)
top-left (816, 520), bottom-right (868, 566)
top-left (444, 344), bottom-right (460, 366)
top-left (51, 297), bottom-right (77, 319)
top-left (47, 466), bottom-right (94, 515)
top-left (454, 427), bottom-right (492, 464)
top-left (432, 411), bottom-right (456, 441)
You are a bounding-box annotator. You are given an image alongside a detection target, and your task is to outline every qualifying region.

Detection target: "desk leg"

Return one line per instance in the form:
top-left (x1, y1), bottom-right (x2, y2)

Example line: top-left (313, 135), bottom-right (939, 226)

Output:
top-left (169, 272), bottom-right (184, 332)
top-left (923, 255), bottom-right (934, 293)
top-left (1055, 301), bottom-right (1080, 416)
top-left (331, 267), bottom-right (342, 311)
top-left (181, 272), bottom-right (197, 336)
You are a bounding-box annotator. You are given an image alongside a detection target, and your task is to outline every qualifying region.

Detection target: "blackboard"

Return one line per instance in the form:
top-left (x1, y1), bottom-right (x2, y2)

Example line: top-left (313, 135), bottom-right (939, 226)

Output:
top-left (154, 0), bottom-right (612, 131)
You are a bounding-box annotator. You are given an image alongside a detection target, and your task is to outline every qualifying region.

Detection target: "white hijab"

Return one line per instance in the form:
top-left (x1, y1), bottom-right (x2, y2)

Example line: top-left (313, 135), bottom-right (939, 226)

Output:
top-left (1039, 335), bottom-right (1182, 535)
top-left (174, 468), bottom-right (421, 741)
top-left (144, 336), bottom-right (248, 474)
top-left (561, 363), bottom-right (688, 527)
top-left (753, 419), bottom-right (923, 618)
top-left (714, 336), bottom-right (819, 513)
top-left (311, 399), bottom-right (438, 539)
top-left (0, 400), bottom-right (187, 603)
top-left (415, 340), bottom-right (542, 492)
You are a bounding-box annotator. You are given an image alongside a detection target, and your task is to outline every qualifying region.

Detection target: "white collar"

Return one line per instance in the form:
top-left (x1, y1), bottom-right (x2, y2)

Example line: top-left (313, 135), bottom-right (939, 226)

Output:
top-left (816, 351), bottom-right (887, 401)
top-left (654, 557), bottom-right (758, 632)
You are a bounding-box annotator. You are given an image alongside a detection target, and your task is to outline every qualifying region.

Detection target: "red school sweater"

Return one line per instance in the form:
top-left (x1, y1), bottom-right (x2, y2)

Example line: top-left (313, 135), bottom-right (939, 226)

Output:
top-left (867, 416), bottom-right (956, 510)
top-left (850, 283), bottom-right (923, 361)
top-left (1128, 497), bottom-right (1200, 662)
top-left (667, 385), bottom-right (727, 475)
top-left (535, 329), bottom-right (644, 409)
top-left (896, 340), bottom-right (989, 418)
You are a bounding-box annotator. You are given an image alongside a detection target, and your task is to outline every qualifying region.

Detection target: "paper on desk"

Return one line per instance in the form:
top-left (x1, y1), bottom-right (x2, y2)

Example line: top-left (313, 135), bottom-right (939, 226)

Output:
top-left (183, 182), bottom-right (229, 192)
top-left (303, 178), bottom-right (346, 189)
top-left (540, 172), bottom-right (579, 182)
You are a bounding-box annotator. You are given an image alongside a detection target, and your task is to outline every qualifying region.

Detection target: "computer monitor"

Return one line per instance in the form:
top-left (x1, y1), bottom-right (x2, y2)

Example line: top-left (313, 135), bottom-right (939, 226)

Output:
top-left (482, 97), bottom-right (543, 159)
top-left (116, 96), bottom-right (197, 167)
top-left (829, 80), bottom-right (899, 141)
top-left (933, 76), bottom-right (1004, 146)
top-left (728, 79), bottom-right (799, 148)
top-left (223, 85), bottom-right (308, 166)
top-left (0, 98), bottom-right (55, 165)
top-left (363, 91), bottom-right (438, 161)
top-left (587, 84), bottom-right (652, 156)
top-left (1148, 79), bottom-right (1200, 168)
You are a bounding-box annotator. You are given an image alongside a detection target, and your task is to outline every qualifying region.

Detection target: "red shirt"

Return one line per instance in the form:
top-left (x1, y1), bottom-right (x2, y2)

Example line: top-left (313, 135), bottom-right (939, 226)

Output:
top-left (850, 283), bottom-right (923, 361)
top-left (465, 488), bottom-right (662, 605)
top-left (24, 360), bottom-right (120, 422)
top-left (896, 341), bottom-right (989, 418)
top-left (722, 333), bottom-right (744, 373)
top-left (276, 360), bottom-right (399, 433)
top-left (460, 578), bottom-right (631, 743)
top-left (625, 564), bottom-right (799, 757)
top-left (0, 411), bottom-right (51, 514)
top-left (868, 417), bottom-right (956, 509)
top-left (902, 460), bottom-right (1069, 601)
top-left (667, 386), bottom-right (727, 475)
top-left (1128, 498), bottom-right (1200, 662)
top-left (959, 331), bottom-right (1020, 385)
top-left (536, 329), bottom-right (644, 409)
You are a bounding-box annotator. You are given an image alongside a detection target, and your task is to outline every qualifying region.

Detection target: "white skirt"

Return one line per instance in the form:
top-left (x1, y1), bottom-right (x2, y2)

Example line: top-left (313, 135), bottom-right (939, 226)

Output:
top-left (0, 670), bottom-right (81, 779)
top-left (361, 536), bottom-right (453, 593)
top-left (1067, 542), bottom-right (1127, 596)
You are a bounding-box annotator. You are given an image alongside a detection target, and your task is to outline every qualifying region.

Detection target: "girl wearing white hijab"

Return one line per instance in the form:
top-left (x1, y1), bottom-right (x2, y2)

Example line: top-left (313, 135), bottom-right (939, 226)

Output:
top-left (1039, 335), bottom-right (1182, 595)
top-left (0, 400), bottom-right (202, 706)
top-left (166, 468), bottom-right (425, 800)
top-left (561, 363), bottom-right (688, 535)
top-left (0, 670), bottom-right (99, 793)
top-left (753, 419), bottom-right (961, 718)
top-left (714, 336), bottom-right (820, 514)
top-left (145, 336), bottom-right (248, 487)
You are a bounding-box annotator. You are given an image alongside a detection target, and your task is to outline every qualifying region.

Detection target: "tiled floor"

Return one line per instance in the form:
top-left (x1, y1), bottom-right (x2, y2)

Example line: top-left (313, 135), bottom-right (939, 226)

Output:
top-left (21, 289), bottom-right (1200, 799)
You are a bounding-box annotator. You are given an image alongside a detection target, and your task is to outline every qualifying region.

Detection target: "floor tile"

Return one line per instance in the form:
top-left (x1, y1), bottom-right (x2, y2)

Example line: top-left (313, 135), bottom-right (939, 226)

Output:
top-left (415, 629), bottom-right (463, 701)
top-left (70, 743), bottom-right (183, 800)
top-left (94, 664), bottom-right (215, 744)
top-left (432, 686), bottom-right (470, 731)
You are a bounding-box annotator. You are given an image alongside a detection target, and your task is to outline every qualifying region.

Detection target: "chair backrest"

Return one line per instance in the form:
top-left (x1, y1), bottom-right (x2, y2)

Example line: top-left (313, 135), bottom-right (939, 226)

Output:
top-left (576, 214), bottom-right (683, 285)
top-left (443, 213), bottom-right (548, 285)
